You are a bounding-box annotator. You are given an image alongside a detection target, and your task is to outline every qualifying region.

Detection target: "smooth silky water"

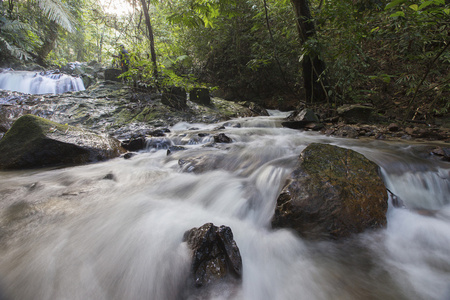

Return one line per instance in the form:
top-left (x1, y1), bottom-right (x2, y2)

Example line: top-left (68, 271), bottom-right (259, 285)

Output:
top-left (0, 111), bottom-right (449, 300)
top-left (0, 70), bottom-right (85, 94)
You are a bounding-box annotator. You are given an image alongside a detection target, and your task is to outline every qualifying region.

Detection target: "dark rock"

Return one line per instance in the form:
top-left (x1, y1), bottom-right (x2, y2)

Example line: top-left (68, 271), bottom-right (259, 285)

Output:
top-left (190, 88), bottom-right (211, 106)
top-left (387, 123), bottom-right (400, 132)
top-left (161, 86), bottom-right (187, 110)
top-left (183, 223), bottom-right (242, 288)
top-left (272, 143), bottom-right (388, 240)
top-left (104, 68), bottom-right (123, 82)
top-left (239, 101), bottom-right (270, 116)
top-left (123, 153), bottom-right (135, 159)
top-left (149, 128), bottom-right (170, 137)
top-left (335, 125), bottom-right (360, 139)
top-left (337, 105), bottom-right (374, 124)
top-left (121, 137), bottom-right (146, 152)
top-left (432, 147), bottom-right (450, 161)
top-left (282, 108), bottom-right (321, 130)
top-left (102, 173), bottom-right (116, 181)
top-left (213, 133), bottom-right (232, 143)
top-left (167, 146), bottom-right (187, 156)
top-left (0, 115), bottom-right (125, 169)
top-left (287, 109), bottom-right (320, 123)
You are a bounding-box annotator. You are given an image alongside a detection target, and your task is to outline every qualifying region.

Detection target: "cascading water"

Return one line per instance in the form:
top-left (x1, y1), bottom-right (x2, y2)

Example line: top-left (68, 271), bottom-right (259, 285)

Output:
top-left (0, 112), bottom-right (449, 300)
top-left (0, 70), bottom-right (85, 94)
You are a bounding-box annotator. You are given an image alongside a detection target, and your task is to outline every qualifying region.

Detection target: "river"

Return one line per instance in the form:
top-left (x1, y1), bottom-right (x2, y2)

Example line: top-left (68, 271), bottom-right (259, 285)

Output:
top-left (0, 111), bottom-right (449, 300)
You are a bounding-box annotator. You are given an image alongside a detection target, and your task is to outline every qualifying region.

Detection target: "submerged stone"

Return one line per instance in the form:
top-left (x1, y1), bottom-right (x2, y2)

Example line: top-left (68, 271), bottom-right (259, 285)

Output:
top-left (272, 143), bottom-right (388, 240)
top-left (0, 114), bottom-right (125, 169)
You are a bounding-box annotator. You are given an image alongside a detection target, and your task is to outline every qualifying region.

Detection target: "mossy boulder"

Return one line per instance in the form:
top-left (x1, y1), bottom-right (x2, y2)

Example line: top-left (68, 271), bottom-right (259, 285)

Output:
top-left (162, 86), bottom-right (187, 110)
top-left (190, 88), bottom-right (211, 106)
top-left (272, 143), bottom-right (388, 240)
top-left (0, 114), bottom-right (125, 169)
top-left (337, 104), bottom-right (374, 124)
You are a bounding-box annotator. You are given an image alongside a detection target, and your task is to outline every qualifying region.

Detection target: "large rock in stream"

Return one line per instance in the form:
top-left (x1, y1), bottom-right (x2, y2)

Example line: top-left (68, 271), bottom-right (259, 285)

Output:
top-left (0, 114), bottom-right (125, 169)
top-left (272, 143), bottom-right (388, 240)
top-left (183, 223), bottom-right (242, 288)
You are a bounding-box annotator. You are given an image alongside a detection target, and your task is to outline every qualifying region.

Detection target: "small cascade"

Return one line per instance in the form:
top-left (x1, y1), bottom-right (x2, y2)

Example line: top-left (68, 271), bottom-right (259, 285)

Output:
top-left (0, 69), bottom-right (85, 94)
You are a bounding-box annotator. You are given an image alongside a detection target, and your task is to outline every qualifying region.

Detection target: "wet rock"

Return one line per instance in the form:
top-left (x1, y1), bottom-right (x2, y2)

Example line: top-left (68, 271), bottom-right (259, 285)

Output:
top-left (0, 114), bottom-right (125, 169)
top-left (337, 104), bottom-right (374, 124)
top-left (272, 143), bottom-right (388, 240)
top-left (102, 172), bottom-right (116, 181)
top-left (432, 147), bottom-right (450, 161)
top-left (121, 137), bottom-right (146, 151)
top-left (282, 109), bottom-right (321, 130)
top-left (238, 101), bottom-right (270, 116)
top-left (213, 133), bottom-right (232, 143)
top-left (166, 146), bottom-right (187, 156)
top-left (190, 88), bottom-right (211, 106)
top-left (149, 128), bottom-right (170, 137)
top-left (161, 86), bottom-right (187, 110)
top-left (387, 123), bottom-right (400, 132)
top-left (183, 223), bottom-right (242, 288)
top-left (335, 125), bottom-right (360, 139)
top-left (123, 152), bottom-right (135, 159)
top-left (104, 68), bottom-right (122, 82)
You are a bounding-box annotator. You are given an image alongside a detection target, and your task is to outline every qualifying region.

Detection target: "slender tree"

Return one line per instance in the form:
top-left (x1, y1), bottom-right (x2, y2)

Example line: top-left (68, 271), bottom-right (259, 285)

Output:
top-left (139, 0), bottom-right (158, 80)
top-left (291, 0), bottom-right (329, 103)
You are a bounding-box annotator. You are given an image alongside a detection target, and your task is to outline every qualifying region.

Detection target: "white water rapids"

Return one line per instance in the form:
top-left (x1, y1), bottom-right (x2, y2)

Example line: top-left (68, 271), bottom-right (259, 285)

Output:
top-left (0, 70), bottom-right (85, 94)
top-left (0, 112), bottom-right (449, 300)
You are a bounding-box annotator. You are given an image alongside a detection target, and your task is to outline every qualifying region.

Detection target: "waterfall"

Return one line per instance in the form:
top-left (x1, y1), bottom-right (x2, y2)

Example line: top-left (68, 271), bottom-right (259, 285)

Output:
top-left (0, 113), bottom-right (449, 300)
top-left (0, 70), bottom-right (85, 94)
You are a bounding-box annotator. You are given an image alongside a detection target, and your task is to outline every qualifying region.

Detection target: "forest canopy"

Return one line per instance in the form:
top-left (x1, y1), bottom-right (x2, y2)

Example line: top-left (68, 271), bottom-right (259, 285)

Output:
top-left (0, 0), bottom-right (449, 119)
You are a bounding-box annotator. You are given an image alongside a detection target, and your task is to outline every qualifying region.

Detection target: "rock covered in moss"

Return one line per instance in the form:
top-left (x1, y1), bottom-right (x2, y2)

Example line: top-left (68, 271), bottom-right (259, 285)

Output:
top-left (190, 88), bottom-right (211, 106)
top-left (272, 143), bottom-right (388, 240)
top-left (337, 104), bottom-right (374, 124)
top-left (0, 114), bottom-right (125, 169)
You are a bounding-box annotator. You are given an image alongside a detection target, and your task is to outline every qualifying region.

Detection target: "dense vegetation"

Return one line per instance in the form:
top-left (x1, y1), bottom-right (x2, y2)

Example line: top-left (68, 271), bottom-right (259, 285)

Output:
top-left (1, 0), bottom-right (449, 120)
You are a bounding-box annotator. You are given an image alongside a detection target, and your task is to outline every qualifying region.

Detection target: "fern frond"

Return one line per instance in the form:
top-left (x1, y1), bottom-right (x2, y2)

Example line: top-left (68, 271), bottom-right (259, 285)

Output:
top-left (1, 19), bottom-right (31, 32)
top-left (0, 36), bottom-right (32, 60)
top-left (37, 0), bottom-right (75, 32)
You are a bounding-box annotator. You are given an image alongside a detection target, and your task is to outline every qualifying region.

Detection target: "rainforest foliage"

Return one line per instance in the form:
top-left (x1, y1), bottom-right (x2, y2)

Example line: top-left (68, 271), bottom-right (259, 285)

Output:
top-left (0, 0), bottom-right (449, 119)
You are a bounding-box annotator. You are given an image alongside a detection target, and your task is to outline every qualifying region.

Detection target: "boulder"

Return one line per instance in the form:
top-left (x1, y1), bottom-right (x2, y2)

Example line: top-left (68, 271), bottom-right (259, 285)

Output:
top-left (183, 223), bottom-right (242, 288)
top-left (121, 137), bottom-right (146, 152)
top-left (104, 68), bottom-right (122, 82)
top-left (0, 114), bottom-right (125, 169)
top-left (213, 133), bottom-right (232, 143)
top-left (161, 86), bottom-right (187, 110)
top-left (272, 143), bottom-right (388, 240)
top-left (282, 108), bottom-right (322, 130)
top-left (190, 88), bottom-right (211, 106)
top-left (337, 104), bottom-right (374, 124)
top-left (238, 101), bottom-right (270, 116)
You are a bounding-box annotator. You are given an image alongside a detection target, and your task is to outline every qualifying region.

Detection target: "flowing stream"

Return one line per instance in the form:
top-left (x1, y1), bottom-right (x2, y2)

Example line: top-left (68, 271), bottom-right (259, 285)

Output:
top-left (0, 111), bottom-right (449, 300)
top-left (0, 70), bottom-right (85, 94)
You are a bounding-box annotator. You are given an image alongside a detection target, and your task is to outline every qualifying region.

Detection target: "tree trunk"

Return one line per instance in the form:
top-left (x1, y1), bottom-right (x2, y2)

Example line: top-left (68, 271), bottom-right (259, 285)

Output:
top-left (291, 0), bottom-right (328, 103)
top-left (36, 21), bottom-right (59, 66)
top-left (139, 0), bottom-right (158, 80)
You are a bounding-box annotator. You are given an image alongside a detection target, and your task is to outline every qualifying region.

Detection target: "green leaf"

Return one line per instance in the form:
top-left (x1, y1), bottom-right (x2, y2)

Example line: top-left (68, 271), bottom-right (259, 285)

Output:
top-left (409, 4), bottom-right (419, 11)
top-left (385, 0), bottom-right (406, 10)
top-left (390, 11), bottom-right (405, 17)
top-left (418, 1), bottom-right (434, 10)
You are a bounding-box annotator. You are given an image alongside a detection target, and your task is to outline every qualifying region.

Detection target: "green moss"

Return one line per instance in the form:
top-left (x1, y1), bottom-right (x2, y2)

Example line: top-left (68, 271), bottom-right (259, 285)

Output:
top-left (0, 114), bottom-right (70, 155)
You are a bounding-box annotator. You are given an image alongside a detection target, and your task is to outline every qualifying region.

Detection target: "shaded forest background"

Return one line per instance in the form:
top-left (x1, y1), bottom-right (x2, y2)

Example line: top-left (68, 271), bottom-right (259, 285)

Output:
top-left (0, 0), bottom-right (449, 122)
